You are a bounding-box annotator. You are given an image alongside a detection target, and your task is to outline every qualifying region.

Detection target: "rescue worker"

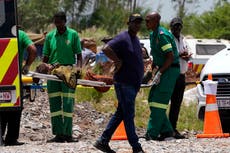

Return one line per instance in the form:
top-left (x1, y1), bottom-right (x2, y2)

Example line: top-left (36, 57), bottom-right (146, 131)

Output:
top-left (0, 29), bottom-right (37, 146)
top-left (94, 13), bottom-right (145, 153)
top-left (169, 17), bottom-right (191, 139)
top-left (144, 12), bottom-right (180, 141)
top-left (42, 12), bottom-right (82, 143)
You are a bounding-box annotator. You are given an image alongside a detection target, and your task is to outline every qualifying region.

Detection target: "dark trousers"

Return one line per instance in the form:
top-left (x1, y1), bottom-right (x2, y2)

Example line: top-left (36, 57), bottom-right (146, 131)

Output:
top-left (100, 82), bottom-right (142, 150)
top-left (0, 110), bottom-right (22, 142)
top-left (169, 74), bottom-right (185, 130)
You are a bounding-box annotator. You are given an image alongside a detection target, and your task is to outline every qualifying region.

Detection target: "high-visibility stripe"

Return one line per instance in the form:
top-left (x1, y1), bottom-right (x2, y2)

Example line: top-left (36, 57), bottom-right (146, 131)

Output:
top-left (0, 39), bottom-right (18, 82)
top-left (63, 112), bottom-right (73, 118)
top-left (161, 44), bottom-right (172, 51)
top-left (193, 64), bottom-right (204, 74)
top-left (0, 39), bottom-right (10, 57)
top-left (197, 64), bottom-right (204, 74)
top-left (1, 54), bottom-right (18, 84)
top-left (63, 93), bottom-right (75, 98)
top-left (48, 92), bottom-right (62, 98)
top-left (206, 103), bottom-right (218, 112)
top-left (51, 110), bottom-right (63, 117)
top-left (149, 102), bottom-right (168, 109)
top-left (0, 103), bottom-right (14, 107)
top-left (0, 38), bottom-right (21, 107)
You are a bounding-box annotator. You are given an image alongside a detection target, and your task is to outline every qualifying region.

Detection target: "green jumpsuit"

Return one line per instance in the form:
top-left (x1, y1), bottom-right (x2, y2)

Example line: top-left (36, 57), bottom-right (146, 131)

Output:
top-left (147, 26), bottom-right (180, 138)
top-left (43, 27), bottom-right (81, 136)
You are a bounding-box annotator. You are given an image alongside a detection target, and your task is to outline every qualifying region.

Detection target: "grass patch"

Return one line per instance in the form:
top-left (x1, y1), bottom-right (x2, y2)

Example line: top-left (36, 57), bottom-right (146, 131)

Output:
top-left (75, 86), bottom-right (203, 131)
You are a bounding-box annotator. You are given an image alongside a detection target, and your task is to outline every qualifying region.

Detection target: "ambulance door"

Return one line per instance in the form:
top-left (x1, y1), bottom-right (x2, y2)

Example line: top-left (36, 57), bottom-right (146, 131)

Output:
top-left (0, 0), bottom-right (21, 111)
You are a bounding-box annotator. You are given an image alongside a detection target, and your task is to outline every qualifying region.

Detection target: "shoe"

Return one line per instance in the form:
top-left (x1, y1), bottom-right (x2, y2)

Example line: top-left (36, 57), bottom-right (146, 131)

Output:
top-left (47, 135), bottom-right (65, 143)
top-left (133, 147), bottom-right (145, 153)
top-left (174, 130), bottom-right (186, 139)
top-left (143, 133), bottom-right (158, 141)
top-left (4, 140), bottom-right (24, 146)
top-left (158, 132), bottom-right (175, 141)
top-left (93, 139), bottom-right (116, 153)
top-left (64, 136), bottom-right (79, 142)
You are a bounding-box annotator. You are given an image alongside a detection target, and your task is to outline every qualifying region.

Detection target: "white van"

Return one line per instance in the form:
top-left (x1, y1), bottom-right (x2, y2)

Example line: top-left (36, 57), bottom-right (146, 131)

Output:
top-left (196, 45), bottom-right (230, 132)
top-left (185, 38), bottom-right (229, 75)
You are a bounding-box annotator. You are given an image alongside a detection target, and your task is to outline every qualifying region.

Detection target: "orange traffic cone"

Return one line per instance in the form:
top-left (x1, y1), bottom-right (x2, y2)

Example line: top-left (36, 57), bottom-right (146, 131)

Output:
top-left (197, 74), bottom-right (229, 138)
top-left (111, 121), bottom-right (127, 140)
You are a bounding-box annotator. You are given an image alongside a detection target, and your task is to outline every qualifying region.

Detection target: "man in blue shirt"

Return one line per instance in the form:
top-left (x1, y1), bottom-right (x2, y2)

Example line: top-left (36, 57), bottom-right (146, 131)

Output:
top-left (94, 13), bottom-right (145, 153)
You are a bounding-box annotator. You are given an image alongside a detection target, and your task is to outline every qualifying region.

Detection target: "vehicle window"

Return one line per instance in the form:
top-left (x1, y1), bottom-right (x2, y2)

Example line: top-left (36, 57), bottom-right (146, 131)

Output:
top-left (196, 44), bottom-right (226, 55)
top-left (0, 0), bottom-right (16, 38)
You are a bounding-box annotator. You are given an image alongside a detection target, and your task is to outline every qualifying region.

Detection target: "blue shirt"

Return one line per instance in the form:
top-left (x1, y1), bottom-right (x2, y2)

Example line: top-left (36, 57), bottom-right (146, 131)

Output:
top-left (108, 31), bottom-right (144, 87)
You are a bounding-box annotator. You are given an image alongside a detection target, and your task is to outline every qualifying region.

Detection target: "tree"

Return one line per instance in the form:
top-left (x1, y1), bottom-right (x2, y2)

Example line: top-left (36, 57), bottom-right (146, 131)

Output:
top-left (171, 0), bottom-right (200, 19)
top-left (183, 2), bottom-right (230, 39)
top-left (17, 0), bottom-right (59, 33)
top-left (17, 0), bottom-right (91, 33)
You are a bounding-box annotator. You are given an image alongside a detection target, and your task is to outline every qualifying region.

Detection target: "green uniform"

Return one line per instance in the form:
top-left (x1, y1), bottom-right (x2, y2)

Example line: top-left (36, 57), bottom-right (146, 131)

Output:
top-left (43, 27), bottom-right (81, 136)
top-left (147, 26), bottom-right (180, 138)
top-left (18, 30), bottom-right (33, 68)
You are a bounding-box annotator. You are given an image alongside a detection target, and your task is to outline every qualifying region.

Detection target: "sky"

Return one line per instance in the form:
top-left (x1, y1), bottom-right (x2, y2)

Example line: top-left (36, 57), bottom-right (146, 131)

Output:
top-left (138, 0), bottom-right (230, 22)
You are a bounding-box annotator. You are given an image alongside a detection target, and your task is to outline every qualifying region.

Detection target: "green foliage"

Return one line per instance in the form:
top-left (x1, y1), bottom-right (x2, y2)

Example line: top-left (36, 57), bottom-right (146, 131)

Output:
top-left (183, 2), bottom-right (230, 39)
top-left (89, 3), bottom-right (129, 35)
top-left (17, 0), bottom-right (59, 33)
top-left (176, 103), bottom-right (203, 131)
top-left (79, 27), bottom-right (108, 45)
top-left (75, 86), bottom-right (202, 131)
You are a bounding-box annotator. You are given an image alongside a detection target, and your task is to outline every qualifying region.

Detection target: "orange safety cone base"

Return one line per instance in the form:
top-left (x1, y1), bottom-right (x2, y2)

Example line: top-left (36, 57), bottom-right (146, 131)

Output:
top-left (202, 111), bottom-right (223, 134)
top-left (197, 133), bottom-right (230, 138)
top-left (111, 121), bottom-right (127, 140)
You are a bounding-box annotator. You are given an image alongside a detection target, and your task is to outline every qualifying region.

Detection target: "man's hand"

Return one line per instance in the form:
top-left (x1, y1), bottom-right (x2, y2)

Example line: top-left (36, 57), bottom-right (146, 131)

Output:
top-left (113, 60), bottom-right (122, 73)
top-left (152, 71), bottom-right (162, 85)
top-left (22, 64), bottom-right (30, 74)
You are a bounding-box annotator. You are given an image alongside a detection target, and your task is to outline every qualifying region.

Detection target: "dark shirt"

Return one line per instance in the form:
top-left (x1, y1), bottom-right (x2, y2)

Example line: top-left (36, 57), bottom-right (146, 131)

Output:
top-left (108, 31), bottom-right (144, 87)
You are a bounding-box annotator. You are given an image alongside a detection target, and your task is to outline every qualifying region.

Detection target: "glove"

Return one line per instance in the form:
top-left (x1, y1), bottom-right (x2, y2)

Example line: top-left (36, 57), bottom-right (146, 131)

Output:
top-left (152, 71), bottom-right (162, 85)
top-left (22, 64), bottom-right (30, 74)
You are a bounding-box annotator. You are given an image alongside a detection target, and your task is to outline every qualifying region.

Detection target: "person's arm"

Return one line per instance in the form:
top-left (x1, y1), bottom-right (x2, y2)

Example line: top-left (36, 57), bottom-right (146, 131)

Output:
top-left (159, 51), bottom-right (174, 73)
top-left (102, 44), bottom-right (122, 73)
top-left (25, 44), bottom-right (37, 66)
top-left (75, 53), bottom-right (82, 71)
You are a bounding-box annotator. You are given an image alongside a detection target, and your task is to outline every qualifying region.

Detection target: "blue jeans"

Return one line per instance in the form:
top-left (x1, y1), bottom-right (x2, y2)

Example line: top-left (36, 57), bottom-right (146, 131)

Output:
top-left (100, 82), bottom-right (141, 149)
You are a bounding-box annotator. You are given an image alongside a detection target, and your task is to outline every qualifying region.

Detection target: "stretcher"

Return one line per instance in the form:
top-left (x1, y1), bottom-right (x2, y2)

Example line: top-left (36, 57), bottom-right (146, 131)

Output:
top-left (26, 71), bottom-right (154, 88)
top-left (27, 71), bottom-right (110, 87)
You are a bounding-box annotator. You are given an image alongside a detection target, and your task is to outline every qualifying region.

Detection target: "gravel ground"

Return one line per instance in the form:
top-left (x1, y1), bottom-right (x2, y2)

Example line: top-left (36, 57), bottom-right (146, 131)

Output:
top-left (1, 91), bottom-right (230, 153)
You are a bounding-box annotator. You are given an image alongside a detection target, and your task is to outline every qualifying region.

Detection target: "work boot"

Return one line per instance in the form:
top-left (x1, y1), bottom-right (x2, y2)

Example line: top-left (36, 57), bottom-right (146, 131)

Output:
top-left (4, 140), bottom-right (24, 146)
top-left (47, 135), bottom-right (65, 143)
top-left (93, 139), bottom-right (116, 153)
top-left (158, 132), bottom-right (175, 141)
top-left (64, 135), bottom-right (79, 143)
top-left (133, 147), bottom-right (145, 153)
top-left (173, 130), bottom-right (186, 139)
top-left (143, 133), bottom-right (159, 141)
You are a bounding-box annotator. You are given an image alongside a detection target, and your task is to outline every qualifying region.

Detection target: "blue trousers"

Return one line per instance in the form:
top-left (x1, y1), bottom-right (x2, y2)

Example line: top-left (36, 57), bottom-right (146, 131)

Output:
top-left (100, 82), bottom-right (141, 149)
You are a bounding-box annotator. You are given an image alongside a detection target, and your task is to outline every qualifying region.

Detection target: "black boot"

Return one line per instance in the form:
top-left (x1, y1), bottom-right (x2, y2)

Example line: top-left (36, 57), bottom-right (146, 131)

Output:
top-left (93, 139), bottom-right (116, 153)
top-left (174, 130), bottom-right (186, 139)
top-left (47, 135), bottom-right (65, 143)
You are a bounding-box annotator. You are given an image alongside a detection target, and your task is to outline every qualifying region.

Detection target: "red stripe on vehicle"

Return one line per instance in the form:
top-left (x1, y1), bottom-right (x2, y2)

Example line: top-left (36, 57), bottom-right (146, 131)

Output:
top-left (0, 53), bottom-right (19, 84)
top-left (0, 39), bottom-right (10, 57)
top-left (14, 97), bottom-right (20, 106)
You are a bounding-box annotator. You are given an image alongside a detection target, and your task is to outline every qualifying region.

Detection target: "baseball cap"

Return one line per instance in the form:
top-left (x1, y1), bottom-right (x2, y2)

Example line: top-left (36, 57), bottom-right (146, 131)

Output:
top-left (128, 13), bottom-right (143, 22)
top-left (170, 17), bottom-right (183, 27)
